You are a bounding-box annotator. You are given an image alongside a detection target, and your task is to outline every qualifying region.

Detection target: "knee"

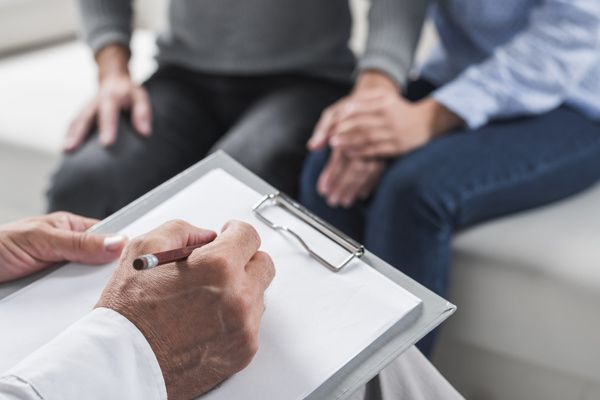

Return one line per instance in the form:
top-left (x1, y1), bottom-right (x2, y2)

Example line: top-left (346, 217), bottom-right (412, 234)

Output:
top-left (372, 172), bottom-right (453, 231)
top-left (299, 149), bottom-right (329, 209)
top-left (47, 152), bottom-right (113, 218)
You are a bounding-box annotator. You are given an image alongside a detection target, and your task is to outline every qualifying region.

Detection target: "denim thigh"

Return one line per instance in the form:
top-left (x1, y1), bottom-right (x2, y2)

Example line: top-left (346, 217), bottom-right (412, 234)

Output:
top-left (365, 106), bottom-right (600, 296)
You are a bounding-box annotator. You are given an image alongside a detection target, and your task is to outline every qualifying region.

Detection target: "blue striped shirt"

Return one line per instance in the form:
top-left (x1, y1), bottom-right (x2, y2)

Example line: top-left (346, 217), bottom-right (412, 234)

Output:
top-left (420, 0), bottom-right (600, 129)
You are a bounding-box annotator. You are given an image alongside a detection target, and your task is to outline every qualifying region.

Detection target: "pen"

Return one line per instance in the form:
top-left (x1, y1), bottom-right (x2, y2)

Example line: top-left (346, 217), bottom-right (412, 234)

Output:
top-left (133, 243), bottom-right (207, 270)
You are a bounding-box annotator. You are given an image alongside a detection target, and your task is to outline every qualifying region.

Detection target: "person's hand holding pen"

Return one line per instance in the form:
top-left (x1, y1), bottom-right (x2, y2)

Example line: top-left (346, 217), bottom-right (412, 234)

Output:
top-left (97, 219), bottom-right (275, 399)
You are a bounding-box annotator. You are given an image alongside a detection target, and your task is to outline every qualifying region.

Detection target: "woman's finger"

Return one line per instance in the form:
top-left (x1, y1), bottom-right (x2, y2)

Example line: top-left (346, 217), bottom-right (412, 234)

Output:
top-left (333, 114), bottom-right (385, 138)
top-left (335, 128), bottom-right (391, 154)
top-left (349, 140), bottom-right (399, 158)
top-left (337, 167), bottom-right (368, 208)
top-left (357, 162), bottom-right (386, 200)
top-left (317, 151), bottom-right (348, 197)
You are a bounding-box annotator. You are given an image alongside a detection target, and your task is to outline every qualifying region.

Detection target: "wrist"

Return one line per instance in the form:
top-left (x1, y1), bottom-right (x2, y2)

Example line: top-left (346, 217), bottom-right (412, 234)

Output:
top-left (96, 44), bottom-right (131, 83)
top-left (417, 97), bottom-right (464, 138)
top-left (96, 290), bottom-right (185, 398)
top-left (354, 70), bottom-right (399, 94)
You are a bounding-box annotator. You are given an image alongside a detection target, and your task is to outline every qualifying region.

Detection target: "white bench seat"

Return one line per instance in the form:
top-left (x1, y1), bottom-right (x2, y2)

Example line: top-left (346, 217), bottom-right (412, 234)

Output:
top-left (435, 182), bottom-right (600, 399)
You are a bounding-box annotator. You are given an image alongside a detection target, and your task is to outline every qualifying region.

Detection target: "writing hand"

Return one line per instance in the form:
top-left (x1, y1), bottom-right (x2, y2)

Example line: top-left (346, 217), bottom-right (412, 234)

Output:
top-left (97, 220), bottom-right (275, 399)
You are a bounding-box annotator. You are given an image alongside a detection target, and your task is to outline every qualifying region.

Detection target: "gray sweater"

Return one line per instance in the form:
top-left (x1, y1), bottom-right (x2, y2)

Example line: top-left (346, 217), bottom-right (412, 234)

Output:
top-left (78, 0), bottom-right (426, 86)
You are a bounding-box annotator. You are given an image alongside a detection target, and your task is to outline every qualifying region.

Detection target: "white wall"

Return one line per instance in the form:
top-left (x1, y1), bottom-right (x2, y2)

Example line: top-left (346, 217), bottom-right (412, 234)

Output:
top-left (0, 0), bottom-right (78, 54)
top-left (0, 0), bottom-right (169, 55)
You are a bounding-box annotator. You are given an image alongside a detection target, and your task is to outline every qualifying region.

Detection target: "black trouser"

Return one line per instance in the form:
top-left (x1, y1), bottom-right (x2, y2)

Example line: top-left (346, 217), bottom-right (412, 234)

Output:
top-left (48, 66), bottom-right (349, 218)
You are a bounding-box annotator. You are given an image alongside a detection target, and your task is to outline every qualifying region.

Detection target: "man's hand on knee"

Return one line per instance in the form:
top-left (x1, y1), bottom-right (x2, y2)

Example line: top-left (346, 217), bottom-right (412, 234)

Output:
top-left (64, 44), bottom-right (152, 152)
top-left (96, 219), bottom-right (276, 399)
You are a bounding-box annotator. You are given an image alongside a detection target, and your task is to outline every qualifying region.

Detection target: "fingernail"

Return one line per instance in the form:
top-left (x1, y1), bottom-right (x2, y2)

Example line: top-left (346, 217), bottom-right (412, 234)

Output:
top-left (103, 235), bottom-right (126, 252)
top-left (330, 137), bottom-right (341, 147)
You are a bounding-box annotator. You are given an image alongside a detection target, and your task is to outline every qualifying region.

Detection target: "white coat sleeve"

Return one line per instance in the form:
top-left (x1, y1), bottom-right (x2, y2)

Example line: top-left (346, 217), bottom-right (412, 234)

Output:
top-left (0, 307), bottom-right (166, 400)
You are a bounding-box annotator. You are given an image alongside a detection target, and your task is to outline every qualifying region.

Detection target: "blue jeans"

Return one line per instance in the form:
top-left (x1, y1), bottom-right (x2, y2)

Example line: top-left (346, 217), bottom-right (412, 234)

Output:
top-left (299, 80), bottom-right (600, 354)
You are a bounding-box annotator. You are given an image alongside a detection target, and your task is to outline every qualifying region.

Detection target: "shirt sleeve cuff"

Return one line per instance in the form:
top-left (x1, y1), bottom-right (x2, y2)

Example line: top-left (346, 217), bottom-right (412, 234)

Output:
top-left (5, 308), bottom-right (166, 400)
top-left (432, 75), bottom-right (501, 130)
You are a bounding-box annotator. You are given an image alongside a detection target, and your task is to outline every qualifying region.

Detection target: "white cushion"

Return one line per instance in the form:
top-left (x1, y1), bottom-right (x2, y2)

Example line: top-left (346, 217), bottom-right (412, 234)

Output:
top-left (454, 184), bottom-right (600, 292)
top-left (438, 181), bottom-right (600, 396)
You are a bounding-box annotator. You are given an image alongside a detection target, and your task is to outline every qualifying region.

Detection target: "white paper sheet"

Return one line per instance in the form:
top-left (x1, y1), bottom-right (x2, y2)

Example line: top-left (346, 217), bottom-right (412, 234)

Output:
top-left (0, 169), bottom-right (421, 399)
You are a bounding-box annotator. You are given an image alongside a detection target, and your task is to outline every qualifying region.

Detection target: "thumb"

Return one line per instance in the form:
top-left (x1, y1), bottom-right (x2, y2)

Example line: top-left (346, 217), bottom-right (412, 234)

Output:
top-left (51, 229), bottom-right (127, 265)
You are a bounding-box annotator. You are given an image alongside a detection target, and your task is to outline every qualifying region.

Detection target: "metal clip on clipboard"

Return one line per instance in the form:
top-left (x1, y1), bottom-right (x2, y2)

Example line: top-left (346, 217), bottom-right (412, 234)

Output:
top-left (253, 193), bottom-right (365, 272)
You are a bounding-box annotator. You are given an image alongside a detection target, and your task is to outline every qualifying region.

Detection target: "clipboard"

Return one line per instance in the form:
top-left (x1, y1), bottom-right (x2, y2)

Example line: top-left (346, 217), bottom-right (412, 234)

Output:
top-left (0, 151), bottom-right (455, 399)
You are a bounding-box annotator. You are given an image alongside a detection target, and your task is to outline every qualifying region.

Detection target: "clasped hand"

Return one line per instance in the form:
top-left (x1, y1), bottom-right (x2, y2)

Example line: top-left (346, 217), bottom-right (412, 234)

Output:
top-left (307, 73), bottom-right (462, 208)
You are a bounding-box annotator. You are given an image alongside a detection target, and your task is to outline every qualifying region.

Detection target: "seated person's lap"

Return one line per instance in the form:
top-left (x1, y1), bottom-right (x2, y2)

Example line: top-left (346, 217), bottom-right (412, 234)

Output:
top-left (47, 66), bottom-right (349, 218)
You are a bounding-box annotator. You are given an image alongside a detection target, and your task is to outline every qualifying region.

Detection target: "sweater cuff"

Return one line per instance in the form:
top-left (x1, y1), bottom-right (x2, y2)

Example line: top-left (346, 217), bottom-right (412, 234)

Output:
top-left (85, 29), bottom-right (130, 53)
top-left (357, 53), bottom-right (410, 89)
